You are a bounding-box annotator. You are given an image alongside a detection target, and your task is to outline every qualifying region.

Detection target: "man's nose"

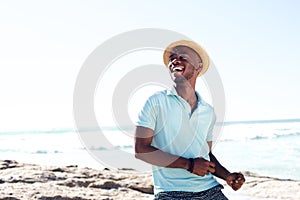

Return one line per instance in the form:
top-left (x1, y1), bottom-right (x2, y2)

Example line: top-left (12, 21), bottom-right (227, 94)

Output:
top-left (171, 55), bottom-right (181, 65)
top-left (173, 59), bottom-right (181, 65)
top-left (169, 58), bottom-right (180, 69)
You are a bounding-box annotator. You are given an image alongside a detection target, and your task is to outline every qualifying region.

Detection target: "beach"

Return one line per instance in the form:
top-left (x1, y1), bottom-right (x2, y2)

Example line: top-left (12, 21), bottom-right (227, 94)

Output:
top-left (1, 0), bottom-right (300, 199)
top-left (1, 120), bottom-right (299, 199)
top-left (1, 160), bottom-right (299, 200)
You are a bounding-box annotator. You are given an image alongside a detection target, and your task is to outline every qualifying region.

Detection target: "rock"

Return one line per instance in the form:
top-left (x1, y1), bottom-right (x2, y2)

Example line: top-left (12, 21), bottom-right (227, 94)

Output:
top-left (0, 160), bottom-right (153, 199)
top-left (89, 181), bottom-right (121, 189)
top-left (0, 160), bottom-right (19, 170)
top-left (38, 195), bottom-right (88, 200)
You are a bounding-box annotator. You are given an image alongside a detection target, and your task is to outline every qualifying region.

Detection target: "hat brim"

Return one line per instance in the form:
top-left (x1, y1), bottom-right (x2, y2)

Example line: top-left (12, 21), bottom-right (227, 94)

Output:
top-left (163, 40), bottom-right (210, 77)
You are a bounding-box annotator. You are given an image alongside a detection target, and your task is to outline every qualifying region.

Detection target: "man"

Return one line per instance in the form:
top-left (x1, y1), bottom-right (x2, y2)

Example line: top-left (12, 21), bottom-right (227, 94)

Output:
top-left (135, 40), bottom-right (245, 199)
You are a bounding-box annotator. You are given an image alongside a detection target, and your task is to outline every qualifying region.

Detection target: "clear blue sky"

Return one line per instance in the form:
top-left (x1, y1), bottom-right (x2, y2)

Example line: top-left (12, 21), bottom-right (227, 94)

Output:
top-left (0, 0), bottom-right (299, 131)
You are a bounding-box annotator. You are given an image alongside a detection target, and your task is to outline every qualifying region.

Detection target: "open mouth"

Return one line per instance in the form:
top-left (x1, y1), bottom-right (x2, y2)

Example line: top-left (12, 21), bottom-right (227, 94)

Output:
top-left (171, 66), bottom-right (185, 73)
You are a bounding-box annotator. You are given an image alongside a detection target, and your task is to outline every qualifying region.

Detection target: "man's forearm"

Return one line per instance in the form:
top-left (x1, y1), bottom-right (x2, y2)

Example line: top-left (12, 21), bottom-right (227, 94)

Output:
top-left (135, 145), bottom-right (190, 170)
top-left (209, 152), bottom-right (230, 180)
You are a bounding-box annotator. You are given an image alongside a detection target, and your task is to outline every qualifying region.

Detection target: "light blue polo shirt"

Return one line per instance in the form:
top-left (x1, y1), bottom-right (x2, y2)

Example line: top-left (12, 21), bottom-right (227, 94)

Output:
top-left (136, 87), bottom-right (219, 194)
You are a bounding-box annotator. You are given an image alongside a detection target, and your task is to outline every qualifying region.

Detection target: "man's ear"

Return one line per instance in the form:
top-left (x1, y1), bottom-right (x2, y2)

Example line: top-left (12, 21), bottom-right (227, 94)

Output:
top-left (197, 62), bottom-right (203, 72)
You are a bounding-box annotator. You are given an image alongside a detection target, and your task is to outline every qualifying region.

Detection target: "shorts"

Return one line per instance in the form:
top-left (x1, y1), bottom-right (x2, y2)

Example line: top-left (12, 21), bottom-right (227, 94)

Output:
top-left (154, 185), bottom-right (228, 200)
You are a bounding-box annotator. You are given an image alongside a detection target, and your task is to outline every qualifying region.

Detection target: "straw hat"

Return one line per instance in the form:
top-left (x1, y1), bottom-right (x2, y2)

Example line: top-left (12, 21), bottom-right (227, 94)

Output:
top-left (163, 40), bottom-right (210, 77)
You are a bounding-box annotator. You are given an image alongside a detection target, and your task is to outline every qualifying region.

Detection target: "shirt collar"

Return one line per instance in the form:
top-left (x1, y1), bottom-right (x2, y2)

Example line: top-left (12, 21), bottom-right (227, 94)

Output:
top-left (166, 86), bottom-right (203, 103)
top-left (166, 86), bottom-right (178, 96)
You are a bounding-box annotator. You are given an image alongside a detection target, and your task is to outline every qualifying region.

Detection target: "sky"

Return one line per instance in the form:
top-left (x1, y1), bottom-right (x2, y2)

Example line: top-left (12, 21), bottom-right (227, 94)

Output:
top-left (0, 0), bottom-right (299, 131)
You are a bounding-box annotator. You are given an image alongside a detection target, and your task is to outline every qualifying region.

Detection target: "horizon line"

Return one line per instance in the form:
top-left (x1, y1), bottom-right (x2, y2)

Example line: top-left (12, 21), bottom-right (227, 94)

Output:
top-left (1, 118), bottom-right (300, 134)
top-left (217, 118), bottom-right (300, 125)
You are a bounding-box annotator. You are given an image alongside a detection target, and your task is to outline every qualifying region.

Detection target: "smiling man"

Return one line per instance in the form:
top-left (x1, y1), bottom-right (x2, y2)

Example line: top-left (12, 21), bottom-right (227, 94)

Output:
top-left (135, 40), bottom-right (245, 199)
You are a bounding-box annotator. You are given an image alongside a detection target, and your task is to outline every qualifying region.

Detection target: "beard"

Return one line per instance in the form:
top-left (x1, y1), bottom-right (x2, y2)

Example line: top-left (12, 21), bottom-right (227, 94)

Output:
top-left (184, 65), bottom-right (198, 80)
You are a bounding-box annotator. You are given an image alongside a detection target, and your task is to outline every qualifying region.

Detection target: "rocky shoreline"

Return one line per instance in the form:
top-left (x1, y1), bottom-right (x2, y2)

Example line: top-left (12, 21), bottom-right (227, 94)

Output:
top-left (0, 160), bottom-right (299, 200)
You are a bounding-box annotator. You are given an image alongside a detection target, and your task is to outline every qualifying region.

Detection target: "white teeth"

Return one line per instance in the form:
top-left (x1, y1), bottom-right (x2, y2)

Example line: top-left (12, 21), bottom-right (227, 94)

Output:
top-left (172, 67), bottom-right (184, 72)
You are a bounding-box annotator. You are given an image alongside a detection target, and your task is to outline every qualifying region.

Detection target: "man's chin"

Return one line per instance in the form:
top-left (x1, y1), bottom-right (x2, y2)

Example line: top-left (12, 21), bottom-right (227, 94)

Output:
top-left (171, 72), bottom-right (189, 83)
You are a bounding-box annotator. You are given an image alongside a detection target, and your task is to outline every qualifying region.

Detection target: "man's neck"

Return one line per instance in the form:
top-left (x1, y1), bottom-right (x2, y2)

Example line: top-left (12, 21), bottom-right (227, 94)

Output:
top-left (174, 81), bottom-right (198, 109)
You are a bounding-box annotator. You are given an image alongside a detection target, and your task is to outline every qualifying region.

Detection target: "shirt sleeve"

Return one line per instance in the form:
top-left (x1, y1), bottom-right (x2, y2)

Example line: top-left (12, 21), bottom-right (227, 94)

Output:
top-left (135, 96), bottom-right (157, 131)
top-left (206, 110), bottom-right (217, 142)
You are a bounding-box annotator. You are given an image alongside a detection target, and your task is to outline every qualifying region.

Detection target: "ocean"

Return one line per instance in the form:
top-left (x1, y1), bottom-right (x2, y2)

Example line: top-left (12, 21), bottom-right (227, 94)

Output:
top-left (0, 119), bottom-right (299, 181)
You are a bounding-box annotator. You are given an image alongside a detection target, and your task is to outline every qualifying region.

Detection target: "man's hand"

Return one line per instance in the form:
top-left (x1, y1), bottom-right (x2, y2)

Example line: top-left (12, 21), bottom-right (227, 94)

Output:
top-left (192, 157), bottom-right (216, 176)
top-left (226, 172), bottom-right (245, 191)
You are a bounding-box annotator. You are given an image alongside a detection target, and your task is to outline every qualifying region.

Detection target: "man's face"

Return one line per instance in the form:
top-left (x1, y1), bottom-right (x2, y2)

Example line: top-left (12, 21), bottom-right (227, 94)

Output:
top-left (167, 46), bottom-right (202, 81)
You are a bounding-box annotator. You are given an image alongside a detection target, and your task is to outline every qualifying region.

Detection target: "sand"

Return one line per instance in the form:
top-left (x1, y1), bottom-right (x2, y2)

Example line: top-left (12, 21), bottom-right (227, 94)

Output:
top-left (0, 160), bottom-right (299, 200)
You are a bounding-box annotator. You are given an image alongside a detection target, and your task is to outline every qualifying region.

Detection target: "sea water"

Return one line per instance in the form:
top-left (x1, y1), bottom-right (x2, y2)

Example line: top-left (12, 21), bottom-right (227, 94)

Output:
top-left (213, 120), bottom-right (300, 180)
top-left (0, 119), bottom-right (299, 181)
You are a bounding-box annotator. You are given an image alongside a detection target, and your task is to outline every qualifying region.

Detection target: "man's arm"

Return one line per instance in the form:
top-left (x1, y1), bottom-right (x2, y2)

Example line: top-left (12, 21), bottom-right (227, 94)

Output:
top-left (134, 126), bottom-right (189, 169)
top-left (135, 126), bottom-right (216, 175)
top-left (207, 141), bottom-right (245, 191)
